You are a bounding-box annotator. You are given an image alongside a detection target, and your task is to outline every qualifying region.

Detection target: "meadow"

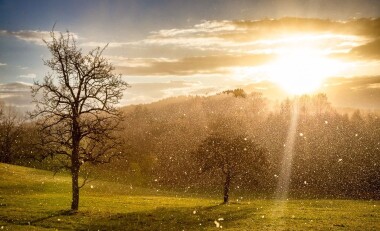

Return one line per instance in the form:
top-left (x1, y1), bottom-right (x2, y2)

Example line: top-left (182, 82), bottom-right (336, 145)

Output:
top-left (0, 163), bottom-right (379, 230)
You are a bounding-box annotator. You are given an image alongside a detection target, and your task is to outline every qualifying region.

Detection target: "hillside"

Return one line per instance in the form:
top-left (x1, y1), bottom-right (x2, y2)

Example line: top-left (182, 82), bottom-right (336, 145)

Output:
top-left (109, 92), bottom-right (380, 199)
top-left (5, 91), bottom-right (380, 200)
top-left (1, 163), bottom-right (379, 230)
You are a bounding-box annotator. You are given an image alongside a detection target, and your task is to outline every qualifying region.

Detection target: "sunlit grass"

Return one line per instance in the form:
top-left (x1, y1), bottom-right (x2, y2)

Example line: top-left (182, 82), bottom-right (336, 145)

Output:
top-left (1, 163), bottom-right (379, 230)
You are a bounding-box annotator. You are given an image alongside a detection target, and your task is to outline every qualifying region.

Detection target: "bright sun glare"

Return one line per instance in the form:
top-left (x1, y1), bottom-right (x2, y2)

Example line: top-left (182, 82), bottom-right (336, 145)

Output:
top-left (267, 48), bottom-right (344, 95)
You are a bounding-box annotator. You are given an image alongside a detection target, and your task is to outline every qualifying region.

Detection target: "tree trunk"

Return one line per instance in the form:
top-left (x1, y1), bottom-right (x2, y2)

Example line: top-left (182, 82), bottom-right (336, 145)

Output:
top-left (1, 135), bottom-right (12, 163)
top-left (71, 117), bottom-right (80, 211)
top-left (71, 164), bottom-right (80, 211)
top-left (223, 171), bottom-right (231, 204)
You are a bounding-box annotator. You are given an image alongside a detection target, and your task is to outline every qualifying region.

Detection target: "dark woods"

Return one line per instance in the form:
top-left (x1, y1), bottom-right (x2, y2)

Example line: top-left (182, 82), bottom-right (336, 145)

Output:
top-left (1, 91), bottom-right (379, 200)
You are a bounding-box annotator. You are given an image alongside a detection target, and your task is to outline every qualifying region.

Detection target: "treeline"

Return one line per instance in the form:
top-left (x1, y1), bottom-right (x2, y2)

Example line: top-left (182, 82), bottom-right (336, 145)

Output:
top-left (0, 102), bottom-right (39, 165)
top-left (1, 91), bottom-right (379, 199)
top-left (117, 92), bottom-right (380, 199)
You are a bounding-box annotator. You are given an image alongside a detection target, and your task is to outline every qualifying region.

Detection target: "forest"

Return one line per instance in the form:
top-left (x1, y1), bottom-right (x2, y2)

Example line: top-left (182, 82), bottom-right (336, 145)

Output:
top-left (1, 90), bottom-right (379, 201)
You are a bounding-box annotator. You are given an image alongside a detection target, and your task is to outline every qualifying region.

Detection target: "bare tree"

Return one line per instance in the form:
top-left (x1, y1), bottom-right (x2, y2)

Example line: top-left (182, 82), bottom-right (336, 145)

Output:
top-left (0, 103), bottom-right (24, 163)
top-left (30, 31), bottom-right (129, 211)
top-left (193, 132), bottom-right (267, 204)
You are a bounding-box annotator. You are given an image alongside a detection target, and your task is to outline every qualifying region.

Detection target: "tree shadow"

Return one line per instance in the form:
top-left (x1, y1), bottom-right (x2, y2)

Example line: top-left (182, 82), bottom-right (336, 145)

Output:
top-left (2, 209), bottom-right (73, 226)
top-left (28, 209), bottom-right (75, 224)
top-left (2, 204), bottom-right (255, 230)
top-left (82, 205), bottom-right (254, 231)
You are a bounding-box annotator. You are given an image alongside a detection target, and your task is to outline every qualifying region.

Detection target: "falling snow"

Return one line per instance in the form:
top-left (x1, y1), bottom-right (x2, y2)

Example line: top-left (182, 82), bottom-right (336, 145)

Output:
top-left (1, 85), bottom-right (379, 230)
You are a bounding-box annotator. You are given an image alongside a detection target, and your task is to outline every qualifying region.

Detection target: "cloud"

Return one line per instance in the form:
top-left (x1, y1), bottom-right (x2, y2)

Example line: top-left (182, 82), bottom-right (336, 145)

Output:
top-left (0, 82), bottom-right (33, 108)
top-left (0, 30), bottom-right (79, 45)
top-left (0, 82), bottom-right (32, 92)
top-left (80, 41), bottom-right (129, 48)
top-left (234, 76), bottom-right (380, 109)
top-left (108, 18), bottom-right (380, 79)
top-left (320, 76), bottom-right (380, 109)
top-left (2, 18), bottom-right (380, 108)
top-left (116, 54), bottom-right (273, 76)
top-left (127, 18), bottom-right (377, 55)
top-left (349, 38), bottom-right (380, 59)
top-left (368, 83), bottom-right (380, 89)
top-left (122, 81), bottom-right (205, 105)
top-left (1, 76), bottom-right (379, 110)
top-left (323, 76), bottom-right (380, 90)
top-left (138, 20), bottom-right (239, 50)
top-left (229, 18), bottom-right (380, 39)
top-left (106, 56), bottom-right (175, 68)
top-left (19, 73), bottom-right (36, 79)
top-left (0, 63), bottom-right (6, 66)
top-left (241, 81), bottom-right (288, 100)
top-left (122, 76), bottom-right (380, 109)
top-left (112, 18), bottom-right (380, 77)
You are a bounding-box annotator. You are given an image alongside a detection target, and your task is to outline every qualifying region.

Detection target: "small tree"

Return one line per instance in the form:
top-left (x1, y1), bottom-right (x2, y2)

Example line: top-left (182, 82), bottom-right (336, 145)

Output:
top-left (193, 133), bottom-right (267, 203)
top-left (30, 31), bottom-right (129, 211)
top-left (0, 103), bottom-right (24, 163)
top-left (222, 88), bottom-right (247, 98)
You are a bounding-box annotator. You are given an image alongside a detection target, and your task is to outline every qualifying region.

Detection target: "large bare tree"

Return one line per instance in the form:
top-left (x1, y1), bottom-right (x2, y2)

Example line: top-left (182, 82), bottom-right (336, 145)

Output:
top-left (31, 31), bottom-right (129, 211)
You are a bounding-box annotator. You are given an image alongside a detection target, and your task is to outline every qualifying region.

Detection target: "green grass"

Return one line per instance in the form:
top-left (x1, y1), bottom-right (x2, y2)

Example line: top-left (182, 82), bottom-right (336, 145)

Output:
top-left (0, 163), bottom-right (379, 230)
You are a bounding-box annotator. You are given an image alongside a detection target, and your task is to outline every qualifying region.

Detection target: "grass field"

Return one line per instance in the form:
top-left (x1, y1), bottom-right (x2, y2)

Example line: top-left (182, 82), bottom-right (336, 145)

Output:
top-left (0, 163), bottom-right (379, 230)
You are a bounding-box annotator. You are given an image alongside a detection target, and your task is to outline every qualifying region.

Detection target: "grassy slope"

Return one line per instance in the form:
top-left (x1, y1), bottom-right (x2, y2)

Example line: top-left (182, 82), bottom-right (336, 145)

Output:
top-left (0, 163), bottom-right (379, 230)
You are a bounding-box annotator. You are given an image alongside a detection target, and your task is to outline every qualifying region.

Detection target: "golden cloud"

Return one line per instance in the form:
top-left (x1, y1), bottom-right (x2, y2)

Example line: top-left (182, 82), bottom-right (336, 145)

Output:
top-left (117, 17), bottom-right (380, 77)
top-left (350, 38), bottom-right (380, 59)
top-left (116, 54), bottom-right (274, 76)
top-left (0, 30), bottom-right (79, 45)
top-left (132, 18), bottom-right (379, 51)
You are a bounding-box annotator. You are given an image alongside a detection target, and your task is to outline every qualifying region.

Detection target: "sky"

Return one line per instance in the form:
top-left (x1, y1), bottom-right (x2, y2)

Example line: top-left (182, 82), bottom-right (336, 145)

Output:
top-left (1, 0), bottom-right (380, 110)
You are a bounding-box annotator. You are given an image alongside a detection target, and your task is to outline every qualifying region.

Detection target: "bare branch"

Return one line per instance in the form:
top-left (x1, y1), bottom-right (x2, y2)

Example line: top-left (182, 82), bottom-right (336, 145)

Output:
top-left (30, 30), bottom-right (129, 210)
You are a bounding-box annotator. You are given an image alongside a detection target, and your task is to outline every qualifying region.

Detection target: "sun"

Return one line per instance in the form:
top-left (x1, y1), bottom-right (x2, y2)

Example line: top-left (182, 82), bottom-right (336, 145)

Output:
top-left (267, 48), bottom-right (343, 95)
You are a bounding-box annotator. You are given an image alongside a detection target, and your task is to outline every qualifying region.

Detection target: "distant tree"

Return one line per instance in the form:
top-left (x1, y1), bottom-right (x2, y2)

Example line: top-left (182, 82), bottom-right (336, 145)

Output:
top-left (193, 133), bottom-right (267, 203)
top-left (30, 31), bottom-right (129, 211)
top-left (222, 88), bottom-right (247, 98)
top-left (298, 93), bottom-right (331, 115)
top-left (0, 103), bottom-right (24, 163)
